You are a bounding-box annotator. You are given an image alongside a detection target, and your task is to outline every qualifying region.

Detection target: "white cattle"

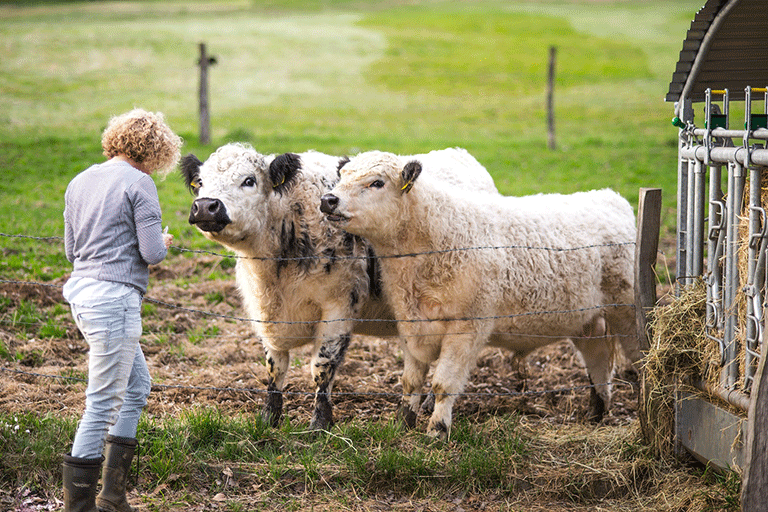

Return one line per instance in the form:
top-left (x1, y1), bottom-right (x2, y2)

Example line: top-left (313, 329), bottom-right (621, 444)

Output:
top-left (320, 151), bottom-right (639, 437)
top-left (180, 144), bottom-right (497, 430)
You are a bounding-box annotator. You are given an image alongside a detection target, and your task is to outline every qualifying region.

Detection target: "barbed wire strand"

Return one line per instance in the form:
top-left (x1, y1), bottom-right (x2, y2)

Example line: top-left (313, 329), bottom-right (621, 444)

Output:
top-left (0, 277), bottom-right (633, 328)
top-left (0, 231), bottom-right (637, 262)
top-left (0, 317), bottom-right (632, 343)
top-left (0, 366), bottom-right (631, 401)
top-left (0, 234), bottom-right (640, 410)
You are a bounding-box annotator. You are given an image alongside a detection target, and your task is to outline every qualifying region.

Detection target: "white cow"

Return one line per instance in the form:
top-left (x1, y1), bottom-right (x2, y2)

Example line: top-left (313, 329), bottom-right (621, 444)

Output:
top-left (320, 151), bottom-right (639, 437)
top-left (181, 143), bottom-right (497, 430)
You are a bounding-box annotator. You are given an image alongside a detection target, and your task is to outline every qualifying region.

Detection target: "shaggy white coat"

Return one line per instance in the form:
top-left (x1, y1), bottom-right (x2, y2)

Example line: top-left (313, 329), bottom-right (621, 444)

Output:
top-left (323, 151), bottom-right (639, 436)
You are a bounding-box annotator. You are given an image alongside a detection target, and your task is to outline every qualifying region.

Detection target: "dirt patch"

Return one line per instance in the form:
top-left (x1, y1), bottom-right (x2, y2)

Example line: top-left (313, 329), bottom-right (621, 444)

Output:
top-left (0, 255), bottom-right (639, 425)
top-left (0, 254), bottom-right (680, 512)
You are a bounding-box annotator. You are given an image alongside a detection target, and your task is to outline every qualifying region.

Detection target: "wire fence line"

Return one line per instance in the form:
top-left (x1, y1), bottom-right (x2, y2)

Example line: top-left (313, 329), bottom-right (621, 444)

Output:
top-left (1, 277), bottom-right (634, 330)
top-left (0, 365), bottom-right (631, 401)
top-left (0, 317), bottom-right (631, 344)
top-left (1, 232), bottom-right (639, 408)
top-left (0, 231), bottom-right (638, 339)
top-left (0, 230), bottom-right (637, 262)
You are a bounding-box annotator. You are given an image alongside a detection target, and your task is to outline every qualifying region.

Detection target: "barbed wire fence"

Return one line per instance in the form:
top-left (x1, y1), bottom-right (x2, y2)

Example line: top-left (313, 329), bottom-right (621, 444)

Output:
top-left (0, 231), bottom-right (643, 404)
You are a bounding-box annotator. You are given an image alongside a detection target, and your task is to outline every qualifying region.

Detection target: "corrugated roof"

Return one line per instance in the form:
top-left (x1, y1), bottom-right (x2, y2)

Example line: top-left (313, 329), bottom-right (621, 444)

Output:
top-left (666, 0), bottom-right (768, 103)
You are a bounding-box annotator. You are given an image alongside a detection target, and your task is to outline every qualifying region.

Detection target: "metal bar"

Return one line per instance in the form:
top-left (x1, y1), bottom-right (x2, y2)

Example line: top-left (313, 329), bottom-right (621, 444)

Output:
top-left (724, 161), bottom-right (746, 390)
top-left (692, 379), bottom-right (752, 412)
top-left (707, 164), bottom-right (725, 346)
top-left (745, 167), bottom-right (762, 391)
top-left (693, 128), bottom-right (768, 140)
top-left (692, 159), bottom-right (706, 277)
top-left (680, 146), bottom-right (768, 167)
top-left (686, 159), bottom-right (697, 284)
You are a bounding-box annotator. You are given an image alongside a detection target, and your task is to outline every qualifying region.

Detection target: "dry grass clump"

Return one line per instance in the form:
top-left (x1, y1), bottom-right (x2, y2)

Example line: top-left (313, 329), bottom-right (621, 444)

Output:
top-left (640, 280), bottom-right (718, 459)
top-left (509, 419), bottom-right (739, 511)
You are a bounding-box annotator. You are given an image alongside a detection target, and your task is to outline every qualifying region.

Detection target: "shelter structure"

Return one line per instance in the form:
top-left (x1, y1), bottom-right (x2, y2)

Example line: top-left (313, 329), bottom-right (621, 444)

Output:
top-left (666, 0), bottom-right (768, 507)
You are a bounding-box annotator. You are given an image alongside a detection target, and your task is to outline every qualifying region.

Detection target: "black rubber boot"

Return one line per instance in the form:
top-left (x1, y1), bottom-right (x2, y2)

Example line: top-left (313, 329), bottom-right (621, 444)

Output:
top-left (62, 454), bottom-right (102, 512)
top-left (95, 435), bottom-right (138, 512)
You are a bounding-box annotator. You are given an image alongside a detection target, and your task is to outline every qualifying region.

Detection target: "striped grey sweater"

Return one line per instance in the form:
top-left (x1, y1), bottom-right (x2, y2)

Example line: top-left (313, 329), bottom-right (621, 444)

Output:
top-left (64, 160), bottom-right (167, 293)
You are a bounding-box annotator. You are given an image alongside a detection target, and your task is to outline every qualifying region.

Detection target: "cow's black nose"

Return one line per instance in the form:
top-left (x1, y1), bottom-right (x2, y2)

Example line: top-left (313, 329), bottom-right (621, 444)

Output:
top-left (191, 197), bottom-right (222, 217)
top-left (320, 194), bottom-right (339, 214)
top-left (189, 197), bottom-right (231, 231)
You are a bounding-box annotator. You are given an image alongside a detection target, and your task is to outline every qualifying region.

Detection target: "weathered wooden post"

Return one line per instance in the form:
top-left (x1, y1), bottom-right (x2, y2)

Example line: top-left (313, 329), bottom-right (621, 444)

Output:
top-left (741, 309), bottom-right (768, 510)
top-left (635, 188), bottom-right (662, 353)
top-left (198, 42), bottom-right (217, 145)
top-left (547, 46), bottom-right (556, 150)
top-left (635, 188), bottom-right (661, 444)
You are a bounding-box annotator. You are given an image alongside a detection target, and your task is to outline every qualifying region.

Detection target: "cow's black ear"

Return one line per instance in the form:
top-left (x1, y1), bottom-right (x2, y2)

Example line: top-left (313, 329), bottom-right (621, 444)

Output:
top-left (269, 153), bottom-right (301, 194)
top-left (400, 160), bottom-right (422, 194)
top-left (336, 156), bottom-right (350, 178)
top-left (180, 153), bottom-right (203, 194)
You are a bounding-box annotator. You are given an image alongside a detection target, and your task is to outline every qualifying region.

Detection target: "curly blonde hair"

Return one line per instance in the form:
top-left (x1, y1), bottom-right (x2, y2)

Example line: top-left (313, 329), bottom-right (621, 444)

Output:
top-left (101, 109), bottom-right (183, 177)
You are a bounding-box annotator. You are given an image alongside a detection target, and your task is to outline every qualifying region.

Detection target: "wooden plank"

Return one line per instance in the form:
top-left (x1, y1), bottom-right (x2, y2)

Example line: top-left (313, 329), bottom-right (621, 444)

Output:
top-left (634, 188), bottom-right (662, 353)
top-left (741, 333), bottom-right (768, 509)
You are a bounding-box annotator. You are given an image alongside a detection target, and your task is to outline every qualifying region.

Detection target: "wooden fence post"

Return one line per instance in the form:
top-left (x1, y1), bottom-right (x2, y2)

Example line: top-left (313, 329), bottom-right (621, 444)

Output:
top-left (741, 317), bottom-right (768, 509)
top-left (636, 188), bottom-right (662, 446)
top-left (547, 46), bottom-right (556, 150)
top-left (198, 43), bottom-right (217, 145)
top-left (635, 188), bottom-right (662, 352)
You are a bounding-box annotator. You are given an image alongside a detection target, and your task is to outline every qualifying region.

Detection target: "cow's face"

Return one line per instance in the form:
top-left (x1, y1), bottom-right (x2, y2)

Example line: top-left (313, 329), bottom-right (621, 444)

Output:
top-left (181, 144), bottom-right (300, 248)
top-left (320, 151), bottom-right (422, 241)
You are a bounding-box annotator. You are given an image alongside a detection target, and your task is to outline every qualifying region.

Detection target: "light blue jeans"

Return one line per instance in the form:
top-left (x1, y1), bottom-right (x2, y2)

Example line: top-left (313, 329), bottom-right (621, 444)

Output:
top-left (69, 291), bottom-right (151, 459)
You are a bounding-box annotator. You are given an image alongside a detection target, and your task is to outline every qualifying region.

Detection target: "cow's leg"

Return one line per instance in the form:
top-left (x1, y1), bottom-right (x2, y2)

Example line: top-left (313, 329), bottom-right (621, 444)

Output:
top-left (397, 344), bottom-right (430, 429)
top-left (427, 328), bottom-right (482, 439)
top-left (308, 328), bottom-right (352, 431)
top-left (572, 316), bottom-right (615, 422)
top-left (262, 346), bottom-right (289, 427)
top-left (605, 304), bottom-right (642, 367)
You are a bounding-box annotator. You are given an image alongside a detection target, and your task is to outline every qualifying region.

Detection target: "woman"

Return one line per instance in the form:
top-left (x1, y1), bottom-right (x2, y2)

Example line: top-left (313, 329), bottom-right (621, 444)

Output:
top-left (62, 109), bottom-right (182, 512)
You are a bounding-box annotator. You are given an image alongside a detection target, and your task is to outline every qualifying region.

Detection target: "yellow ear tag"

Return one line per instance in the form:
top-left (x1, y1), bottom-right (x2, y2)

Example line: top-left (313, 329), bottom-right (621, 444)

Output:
top-left (401, 180), bottom-right (414, 193)
top-left (273, 175), bottom-right (286, 188)
top-left (191, 181), bottom-right (200, 189)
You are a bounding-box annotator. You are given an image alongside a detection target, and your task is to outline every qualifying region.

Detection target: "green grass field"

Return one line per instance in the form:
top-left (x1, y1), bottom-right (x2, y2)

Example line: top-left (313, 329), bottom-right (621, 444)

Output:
top-left (2, 2), bottom-right (743, 510)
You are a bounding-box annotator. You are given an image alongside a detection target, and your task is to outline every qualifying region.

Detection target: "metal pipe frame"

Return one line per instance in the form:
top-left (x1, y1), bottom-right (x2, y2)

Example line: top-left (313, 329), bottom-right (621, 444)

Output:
top-left (745, 166), bottom-right (764, 392)
top-left (692, 159), bottom-right (707, 278)
top-left (706, 164), bottom-right (726, 358)
top-left (674, 87), bottom-right (768, 411)
top-left (723, 161), bottom-right (745, 390)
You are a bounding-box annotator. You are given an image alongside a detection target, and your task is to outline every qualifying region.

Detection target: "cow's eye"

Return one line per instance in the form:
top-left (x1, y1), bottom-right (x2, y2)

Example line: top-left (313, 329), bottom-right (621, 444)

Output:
top-left (241, 177), bottom-right (256, 187)
top-left (369, 180), bottom-right (385, 189)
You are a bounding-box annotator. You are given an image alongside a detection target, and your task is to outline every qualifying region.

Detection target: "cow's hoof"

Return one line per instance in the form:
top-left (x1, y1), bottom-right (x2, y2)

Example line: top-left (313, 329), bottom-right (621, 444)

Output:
top-left (396, 404), bottom-right (418, 429)
top-left (420, 392), bottom-right (435, 416)
top-left (309, 399), bottom-right (334, 431)
top-left (261, 408), bottom-right (282, 428)
top-left (587, 387), bottom-right (606, 423)
top-left (263, 391), bottom-right (284, 427)
top-left (426, 419), bottom-right (449, 440)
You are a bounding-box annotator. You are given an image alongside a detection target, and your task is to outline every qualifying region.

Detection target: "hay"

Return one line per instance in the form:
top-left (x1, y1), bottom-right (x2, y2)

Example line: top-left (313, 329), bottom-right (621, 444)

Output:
top-left (640, 280), bottom-right (717, 459)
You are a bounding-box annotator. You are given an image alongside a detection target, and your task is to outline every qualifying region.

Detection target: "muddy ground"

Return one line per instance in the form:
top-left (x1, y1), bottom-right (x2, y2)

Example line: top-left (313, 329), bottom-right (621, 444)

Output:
top-left (1, 254), bottom-right (692, 512)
